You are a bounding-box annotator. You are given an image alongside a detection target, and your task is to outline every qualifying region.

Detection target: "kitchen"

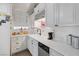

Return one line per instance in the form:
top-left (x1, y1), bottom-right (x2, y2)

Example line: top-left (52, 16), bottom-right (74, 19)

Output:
top-left (1, 3), bottom-right (79, 56)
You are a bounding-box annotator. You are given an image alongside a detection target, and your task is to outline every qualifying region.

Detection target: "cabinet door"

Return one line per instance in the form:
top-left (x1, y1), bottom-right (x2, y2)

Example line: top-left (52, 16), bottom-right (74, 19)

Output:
top-left (26, 36), bottom-right (30, 49)
top-left (50, 48), bottom-right (63, 56)
top-left (12, 37), bottom-right (22, 53)
top-left (11, 37), bottom-right (16, 54)
top-left (27, 37), bottom-right (32, 54)
top-left (15, 37), bottom-right (23, 53)
top-left (27, 37), bottom-right (38, 56)
top-left (46, 4), bottom-right (56, 27)
top-left (19, 37), bottom-right (27, 50)
top-left (58, 4), bottom-right (74, 26)
top-left (75, 4), bottom-right (79, 25)
top-left (12, 36), bottom-right (27, 54)
top-left (32, 39), bottom-right (38, 56)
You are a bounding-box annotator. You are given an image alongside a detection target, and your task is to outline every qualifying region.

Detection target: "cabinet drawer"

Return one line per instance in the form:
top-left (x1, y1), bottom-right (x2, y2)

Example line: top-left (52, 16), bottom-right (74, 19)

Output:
top-left (33, 39), bottom-right (38, 45)
top-left (50, 48), bottom-right (63, 56)
top-left (29, 38), bottom-right (38, 56)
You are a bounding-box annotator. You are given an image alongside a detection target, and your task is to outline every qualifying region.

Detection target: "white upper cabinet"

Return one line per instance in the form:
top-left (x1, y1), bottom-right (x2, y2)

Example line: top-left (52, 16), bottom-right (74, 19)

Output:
top-left (58, 4), bottom-right (74, 26)
top-left (46, 3), bottom-right (79, 27)
top-left (74, 4), bottom-right (79, 25)
top-left (34, 3), bottom-right (79, 27)
top-left (46, 4), bottom-right (56, 27)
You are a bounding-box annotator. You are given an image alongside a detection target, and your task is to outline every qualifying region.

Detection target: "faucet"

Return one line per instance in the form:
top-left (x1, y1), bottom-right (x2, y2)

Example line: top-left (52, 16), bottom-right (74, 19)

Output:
top-left (32, 27), bottom-right (41, 35)
top-left (37, 28), bottom-right (41, 35)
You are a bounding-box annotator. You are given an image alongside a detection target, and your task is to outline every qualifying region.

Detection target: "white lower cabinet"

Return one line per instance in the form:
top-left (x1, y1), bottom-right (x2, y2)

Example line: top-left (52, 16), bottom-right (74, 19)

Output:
top-left (27, 36), bottom-right (32, 54)
top-left (32, 39), bottom-right (38, 56)
top-left (11, 36), bottom-right (27, 54)
top-left (50, 48), bottom-right (63, 56)
top-left (46, 4), bottom-right (56, 27)
top-left (27, 37), bottom-right (38, 56)
top-left (28, 37), bottom-right (64, 56)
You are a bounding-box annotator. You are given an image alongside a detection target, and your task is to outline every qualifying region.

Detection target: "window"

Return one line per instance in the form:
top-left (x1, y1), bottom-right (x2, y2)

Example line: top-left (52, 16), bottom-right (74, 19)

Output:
top-left (34, 18), bottom-right (46, 29)
top-left (14, 26), bottom-right (29, 30)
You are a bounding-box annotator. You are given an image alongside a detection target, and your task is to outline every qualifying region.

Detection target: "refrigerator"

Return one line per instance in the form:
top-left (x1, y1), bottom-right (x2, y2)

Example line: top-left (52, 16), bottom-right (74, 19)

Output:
top-left (0, 16), bottom-right (10, 56)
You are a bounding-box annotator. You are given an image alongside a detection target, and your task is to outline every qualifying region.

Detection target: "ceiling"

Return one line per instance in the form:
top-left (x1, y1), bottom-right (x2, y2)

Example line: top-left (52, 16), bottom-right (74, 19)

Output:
top-left (12, 3), bottom-right (38, 26)
top-left (12, 3), bottom-right (38, 15)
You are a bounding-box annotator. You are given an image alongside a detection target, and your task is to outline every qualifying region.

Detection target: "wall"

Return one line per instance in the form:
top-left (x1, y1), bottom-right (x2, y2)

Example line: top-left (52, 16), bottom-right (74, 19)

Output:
top-left (40, 26), bottom-right (79, 45)
top-left (27, 13), bottom-right (35, 34)
top-left (12, 11), bottom-right (28, 26)
top-left (54, 26), bottom-right (79, 43)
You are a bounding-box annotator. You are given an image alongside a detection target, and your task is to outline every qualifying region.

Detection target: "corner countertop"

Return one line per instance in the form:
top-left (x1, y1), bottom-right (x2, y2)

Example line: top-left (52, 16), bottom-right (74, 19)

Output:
top-left (28, 34), bottom-right (79, 56)
top-left (11, 34), bottom-right (28, 37)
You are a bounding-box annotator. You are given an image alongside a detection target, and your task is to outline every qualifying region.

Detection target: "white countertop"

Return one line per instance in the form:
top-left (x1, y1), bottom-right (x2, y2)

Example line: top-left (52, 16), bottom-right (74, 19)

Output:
top-left (11, 34), bottom-right (28, 37)
top-left (28, 34), bottom-right (79, 56)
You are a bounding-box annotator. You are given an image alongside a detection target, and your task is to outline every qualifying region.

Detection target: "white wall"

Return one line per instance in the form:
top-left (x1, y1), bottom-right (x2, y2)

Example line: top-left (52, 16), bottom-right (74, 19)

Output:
top-left (27, 13), bottom-right (35, 34)
top-left (12, 11), bottom-right (27, 26)
top-left (40, 26), bottom-right (79, 45)
top-left (54, 26), bottom-right (79, 43)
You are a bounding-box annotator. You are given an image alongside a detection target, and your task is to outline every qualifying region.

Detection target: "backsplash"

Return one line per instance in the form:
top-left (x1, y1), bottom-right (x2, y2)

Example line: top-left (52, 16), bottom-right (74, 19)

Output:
top-left (41, 26), bottom-right (79, 44)
top-left (41, 27), bottom-right (54, 39)
top-left (54, 26), bottom-right (79, 43)
top-left (32, 26), bottom-right (79, 44)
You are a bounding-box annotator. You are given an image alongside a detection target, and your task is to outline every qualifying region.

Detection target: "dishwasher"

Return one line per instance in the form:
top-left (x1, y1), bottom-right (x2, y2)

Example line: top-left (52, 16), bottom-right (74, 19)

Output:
top-left (38, 42), bottom-right (49, 56)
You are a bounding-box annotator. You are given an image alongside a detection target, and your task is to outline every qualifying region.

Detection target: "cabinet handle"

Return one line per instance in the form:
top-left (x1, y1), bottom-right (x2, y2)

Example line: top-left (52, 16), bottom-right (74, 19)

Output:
top-left (38, 10), bottom-right (39, 12)
top-left (55, 24), bottom-right (59, 27)
top-left (1, 20), bottom-right (6, 23)
top-left (0, 21), bottom-right (2, 25)
top-left (6, 15), bottom-right (10, 22)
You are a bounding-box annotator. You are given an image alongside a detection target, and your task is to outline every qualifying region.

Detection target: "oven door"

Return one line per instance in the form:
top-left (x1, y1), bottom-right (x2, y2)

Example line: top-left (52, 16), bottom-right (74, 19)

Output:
top-left (38, 42), bottom-right (49, 56)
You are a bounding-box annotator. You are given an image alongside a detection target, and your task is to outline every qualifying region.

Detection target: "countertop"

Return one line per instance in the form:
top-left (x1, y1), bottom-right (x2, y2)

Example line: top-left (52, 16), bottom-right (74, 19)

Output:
top-left (11, 34), bottom-right (28, 37)
top-left (28, 34), bottom-right (79, 56)
top-left (11, 31), bottom-right (28, 37)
